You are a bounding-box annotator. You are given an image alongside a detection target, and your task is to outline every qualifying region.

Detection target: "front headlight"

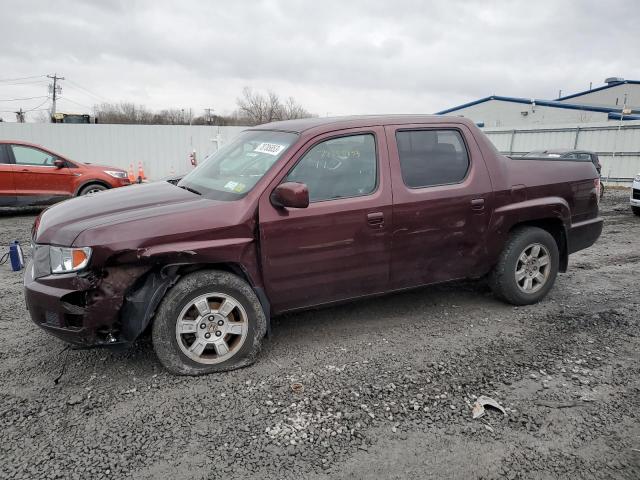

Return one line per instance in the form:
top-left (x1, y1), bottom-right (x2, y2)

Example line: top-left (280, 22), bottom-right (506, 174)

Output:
top-left (104, 170), bottom-right (128, 178)
top-left (634, 173), bottom-right (640, 182)
top-left (50, 246), bottom-right (92, 274)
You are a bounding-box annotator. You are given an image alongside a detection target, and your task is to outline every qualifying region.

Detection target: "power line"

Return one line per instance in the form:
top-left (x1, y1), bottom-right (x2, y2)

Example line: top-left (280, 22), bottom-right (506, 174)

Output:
top-left (0, 98), bottom-right (50, 115)
top-left (0, 79), bottom-right (49, 86)
top-left (65, 79), bottom-right (108, 102)
top-left (0, 95), bottom-right (48, 102)
top-left (59, 97), bottom-right (92, 109)
top-left (0, 75), bottom-right (46, 83)
top-left (25, 98), bottom-right (51, 112)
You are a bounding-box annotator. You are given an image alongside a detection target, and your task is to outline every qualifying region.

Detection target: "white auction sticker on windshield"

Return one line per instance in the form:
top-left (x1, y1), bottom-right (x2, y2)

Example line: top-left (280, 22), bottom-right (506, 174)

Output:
top-left (254, 143), bottom-right (286, 156)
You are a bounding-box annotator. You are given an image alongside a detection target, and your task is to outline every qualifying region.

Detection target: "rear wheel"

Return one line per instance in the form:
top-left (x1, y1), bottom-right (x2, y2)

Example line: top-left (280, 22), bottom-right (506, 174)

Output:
top-left (488, 227), bottom-right (559, 305)
top-left (632, 206), bottom-right (640, 216)
top-left (78, 183), bottom-right (107, 195)
top-left (152, 270), bottom-right (267, 375)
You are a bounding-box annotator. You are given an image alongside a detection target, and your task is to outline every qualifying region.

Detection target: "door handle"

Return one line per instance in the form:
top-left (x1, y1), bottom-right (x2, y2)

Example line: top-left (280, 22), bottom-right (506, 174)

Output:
top-left (471, 198), bottom-right (485, 211)
top-left (367, 211), bottom-right (384, 227)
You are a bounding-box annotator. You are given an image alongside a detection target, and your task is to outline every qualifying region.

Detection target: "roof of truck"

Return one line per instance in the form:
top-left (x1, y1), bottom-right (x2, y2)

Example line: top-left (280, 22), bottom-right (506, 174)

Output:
top-left (252, 114), bottom-right (473, 133)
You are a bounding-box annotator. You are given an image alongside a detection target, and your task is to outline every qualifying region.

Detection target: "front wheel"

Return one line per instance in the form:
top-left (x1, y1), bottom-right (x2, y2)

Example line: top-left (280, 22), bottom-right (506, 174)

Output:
top-left (78, 183), bottom-right (107, 195)
top-left (488, 227), bottom-right (559, 305)
top-left (152, 270), bottom-right (267, 375)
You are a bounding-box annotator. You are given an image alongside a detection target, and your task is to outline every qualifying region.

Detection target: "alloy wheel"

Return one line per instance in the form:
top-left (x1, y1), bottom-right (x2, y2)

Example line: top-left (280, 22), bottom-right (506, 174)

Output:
top-left (515, 243), bottom-right (551, 294)
top-left (175, 292), bottom-right (248, 364)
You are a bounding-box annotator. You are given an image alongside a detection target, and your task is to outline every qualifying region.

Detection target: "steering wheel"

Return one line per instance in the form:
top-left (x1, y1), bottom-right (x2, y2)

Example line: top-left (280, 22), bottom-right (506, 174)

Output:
top-left (238, 155), bottom-right (268, 175)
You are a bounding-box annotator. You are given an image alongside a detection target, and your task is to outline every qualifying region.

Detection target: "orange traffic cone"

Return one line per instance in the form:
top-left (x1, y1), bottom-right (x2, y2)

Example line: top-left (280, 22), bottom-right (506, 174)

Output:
top-left (127, 164), bottom-right (135, 183)
top-left (137, 162), bottom-right (146, 183)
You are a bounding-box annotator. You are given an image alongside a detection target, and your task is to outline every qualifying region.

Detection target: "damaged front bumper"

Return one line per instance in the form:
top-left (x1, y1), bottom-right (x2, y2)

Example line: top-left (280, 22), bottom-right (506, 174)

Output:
top-left (23, 260), bottom-right (152, 347)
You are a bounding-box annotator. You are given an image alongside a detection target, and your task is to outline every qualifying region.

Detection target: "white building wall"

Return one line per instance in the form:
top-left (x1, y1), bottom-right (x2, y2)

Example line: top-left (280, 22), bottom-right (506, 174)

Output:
top-left (482, 120), bottom-right (640, 182)
top-left (557, 83), bottom-right (640, 109)
top-left (0, 123), bottom-right (247, 180)
top-left (1, 120), bottom-right (638, 184)
top-left (447, 100), bottom-right (610, 127)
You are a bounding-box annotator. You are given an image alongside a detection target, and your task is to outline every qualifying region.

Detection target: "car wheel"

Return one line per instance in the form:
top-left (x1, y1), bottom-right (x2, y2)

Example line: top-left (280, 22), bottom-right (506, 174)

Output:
top-left (488, 226), bottom-right (559, 306)
top-left (632, 206), bottom-right (640, 216)
top-left (79, 183), bottom-right (107, 195)
top-left (152, 270), bottom-right (267, 375)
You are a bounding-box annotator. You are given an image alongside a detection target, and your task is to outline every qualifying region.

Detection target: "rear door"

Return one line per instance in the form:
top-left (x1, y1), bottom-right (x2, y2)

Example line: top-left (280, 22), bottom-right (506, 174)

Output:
top-left (0, 145), bottom-right (16, 206)
top-left (9, 145), bottom-right (76, 203)
top-left (258, 127), bottom-right (393, 313)
top-left (385, 124), bottom-right (493, 289)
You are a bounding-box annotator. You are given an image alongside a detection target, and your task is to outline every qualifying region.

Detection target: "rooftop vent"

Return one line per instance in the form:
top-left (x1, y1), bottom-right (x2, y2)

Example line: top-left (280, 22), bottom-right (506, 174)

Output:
top-left (605, 77), bottom-right (625, 85)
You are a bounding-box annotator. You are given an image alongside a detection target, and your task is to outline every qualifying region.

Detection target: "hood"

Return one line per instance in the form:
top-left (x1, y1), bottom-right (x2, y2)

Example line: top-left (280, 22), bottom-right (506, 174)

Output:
top-left (34, 181), bottom-right (249, 247)
top-left (81, 162), bottom-right (125, 172)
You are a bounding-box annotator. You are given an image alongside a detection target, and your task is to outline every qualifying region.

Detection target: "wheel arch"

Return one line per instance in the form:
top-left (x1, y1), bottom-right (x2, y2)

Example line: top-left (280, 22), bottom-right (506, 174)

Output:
top-left (75, 179), bottom-right (111, 196)
top-left (118, 262), bottom-right (271, 343)
top-left (508, 218), bottom-right (568, 272)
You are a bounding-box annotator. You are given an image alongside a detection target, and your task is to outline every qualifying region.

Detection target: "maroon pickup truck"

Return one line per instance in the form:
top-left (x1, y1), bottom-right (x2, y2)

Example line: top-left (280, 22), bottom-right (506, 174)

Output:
top-left (25, 115), bottom-right (603, 375)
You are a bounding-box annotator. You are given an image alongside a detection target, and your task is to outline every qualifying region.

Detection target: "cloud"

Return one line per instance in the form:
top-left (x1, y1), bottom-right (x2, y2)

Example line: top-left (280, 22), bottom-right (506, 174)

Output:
top-left (1, 0), bottom-right (639, 121)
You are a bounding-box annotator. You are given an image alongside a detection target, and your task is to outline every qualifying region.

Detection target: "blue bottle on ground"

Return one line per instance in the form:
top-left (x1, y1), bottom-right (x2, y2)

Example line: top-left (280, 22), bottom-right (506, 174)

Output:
top-left (9, 241), bottom-right (24, 272)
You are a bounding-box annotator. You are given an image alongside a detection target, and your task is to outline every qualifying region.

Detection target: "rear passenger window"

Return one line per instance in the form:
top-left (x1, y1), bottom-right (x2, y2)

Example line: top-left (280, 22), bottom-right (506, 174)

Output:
top-left (286, 134), bottom-right (377, 202)
top-left (396, 130), bottom-right (470, 188)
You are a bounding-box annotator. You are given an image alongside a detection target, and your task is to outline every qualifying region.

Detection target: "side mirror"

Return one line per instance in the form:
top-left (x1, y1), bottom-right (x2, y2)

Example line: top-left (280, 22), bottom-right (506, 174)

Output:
top-left (53, 159), bottom-right (65, 169)
top-left (271, 182), bottom-right (309, 209)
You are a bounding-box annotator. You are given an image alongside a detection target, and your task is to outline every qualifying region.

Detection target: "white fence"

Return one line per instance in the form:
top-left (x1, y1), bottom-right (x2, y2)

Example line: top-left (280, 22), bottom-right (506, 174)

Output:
top-left (0, 123), bottom-right (247, 180)
top-left (2, 120), bottom-right (639, 184)
top-left (482, 120), bottom-right (640, 184)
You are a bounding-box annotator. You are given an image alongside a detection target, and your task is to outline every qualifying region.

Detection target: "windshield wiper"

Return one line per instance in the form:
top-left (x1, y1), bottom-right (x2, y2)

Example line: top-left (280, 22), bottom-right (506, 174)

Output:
top-left (179, 184), bottom-right (202, 195)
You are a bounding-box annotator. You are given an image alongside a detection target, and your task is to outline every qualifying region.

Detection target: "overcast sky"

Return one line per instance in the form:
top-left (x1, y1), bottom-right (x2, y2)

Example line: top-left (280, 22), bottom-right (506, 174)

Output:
top-left (1, 0), bottom-right (639, 121)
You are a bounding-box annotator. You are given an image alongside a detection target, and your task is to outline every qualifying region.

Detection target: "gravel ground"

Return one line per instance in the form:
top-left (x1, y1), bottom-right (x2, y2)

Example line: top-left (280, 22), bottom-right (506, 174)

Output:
top-left (0, 191), bottom-right (638, 479)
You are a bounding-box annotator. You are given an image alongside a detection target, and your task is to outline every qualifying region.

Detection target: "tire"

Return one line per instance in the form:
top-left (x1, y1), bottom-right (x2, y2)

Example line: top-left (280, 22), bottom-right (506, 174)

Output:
top-left (488, 226), bottom-right (559, 306)
top-left (632, 206), bottom-right (640, 217)
top-left (78, 183), bottom-right (107, 196)
top-left (152, 270), bottom-right (267, 375)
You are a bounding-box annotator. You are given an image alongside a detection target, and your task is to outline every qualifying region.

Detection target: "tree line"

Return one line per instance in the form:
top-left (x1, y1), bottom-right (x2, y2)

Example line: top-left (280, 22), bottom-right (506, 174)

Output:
top-left (92, 87), bottom-right (314, 126)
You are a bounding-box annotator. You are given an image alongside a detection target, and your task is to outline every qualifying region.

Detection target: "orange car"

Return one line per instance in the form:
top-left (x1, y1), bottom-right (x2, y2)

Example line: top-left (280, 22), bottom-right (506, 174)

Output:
top-left (0, 140), bottom-right (130, 206)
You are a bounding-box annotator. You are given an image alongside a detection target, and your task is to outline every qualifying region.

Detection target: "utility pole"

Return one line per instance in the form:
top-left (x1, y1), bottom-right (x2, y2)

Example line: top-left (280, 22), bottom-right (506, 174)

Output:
top-left (204, 108), bottom-right (214, 125)
top-left (47, 73), bottom-right (64, 118)
top-left (15, 108), bottom-right (25, 123)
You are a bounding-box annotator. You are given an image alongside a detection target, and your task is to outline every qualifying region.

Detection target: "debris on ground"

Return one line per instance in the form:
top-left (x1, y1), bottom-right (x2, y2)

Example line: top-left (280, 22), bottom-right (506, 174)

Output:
top-left (472, 395), bottom-right (507, 419)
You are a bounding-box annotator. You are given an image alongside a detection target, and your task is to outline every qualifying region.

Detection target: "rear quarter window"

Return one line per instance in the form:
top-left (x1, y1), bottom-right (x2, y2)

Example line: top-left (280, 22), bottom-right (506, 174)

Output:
top-left (396, 129), bottom-right (470, 188)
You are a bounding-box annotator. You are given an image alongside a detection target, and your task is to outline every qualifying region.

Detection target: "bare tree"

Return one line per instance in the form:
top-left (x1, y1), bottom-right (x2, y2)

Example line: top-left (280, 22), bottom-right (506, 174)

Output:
top-left (94, 103), bottom-right (199, 125)
top-left (33, 111), bottom-right (50, 123)
top-left (236, 87), bottom-right (313, 125)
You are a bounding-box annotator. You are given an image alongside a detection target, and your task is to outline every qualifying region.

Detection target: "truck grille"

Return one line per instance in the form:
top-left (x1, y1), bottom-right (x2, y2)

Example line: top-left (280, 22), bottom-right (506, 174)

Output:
top-left (633, 189), bottom-right (640, 200)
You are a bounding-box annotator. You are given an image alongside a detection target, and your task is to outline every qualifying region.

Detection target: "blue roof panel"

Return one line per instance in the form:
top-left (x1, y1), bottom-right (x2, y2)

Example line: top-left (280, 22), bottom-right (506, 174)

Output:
top-left (556, 80), bottom-right (640, 101)
top-left (436, 95), bottom-right (640, 116)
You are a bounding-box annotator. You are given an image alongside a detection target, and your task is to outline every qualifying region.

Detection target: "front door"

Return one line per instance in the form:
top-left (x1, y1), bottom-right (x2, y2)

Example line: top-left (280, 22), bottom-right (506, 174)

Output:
top-left (385, 124), bottom-right (493, 289)
top-left (10, 144), bottom-right (76, 203)
top-left (258, 128), bottom-right (392, 313)
top-left (0, 145), bottom-right (16, 206)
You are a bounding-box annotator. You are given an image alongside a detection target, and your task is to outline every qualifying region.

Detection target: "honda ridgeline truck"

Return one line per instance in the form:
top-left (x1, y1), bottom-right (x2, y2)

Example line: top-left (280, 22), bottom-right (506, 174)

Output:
top-left (25, 116), bottom-right (603, 375)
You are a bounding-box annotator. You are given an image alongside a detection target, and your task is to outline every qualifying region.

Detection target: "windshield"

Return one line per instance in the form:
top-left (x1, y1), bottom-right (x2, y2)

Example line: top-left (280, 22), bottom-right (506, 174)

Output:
top-left (178, 130), bottom-right (298, 200)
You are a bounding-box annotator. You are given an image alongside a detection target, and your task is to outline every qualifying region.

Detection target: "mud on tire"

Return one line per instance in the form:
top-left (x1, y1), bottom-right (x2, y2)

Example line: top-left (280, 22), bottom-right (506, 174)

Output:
top-left (152, 270), bottom-right (267, 375)
top-left (488, 226), bottom-right (560, 306)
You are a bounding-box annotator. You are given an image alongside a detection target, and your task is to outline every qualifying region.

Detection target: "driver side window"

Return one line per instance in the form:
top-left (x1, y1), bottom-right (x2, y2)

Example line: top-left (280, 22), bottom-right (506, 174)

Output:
top-left (286, 134), bottom-right (377, 202)
top-left (11, 145), bottom-right (55, 166)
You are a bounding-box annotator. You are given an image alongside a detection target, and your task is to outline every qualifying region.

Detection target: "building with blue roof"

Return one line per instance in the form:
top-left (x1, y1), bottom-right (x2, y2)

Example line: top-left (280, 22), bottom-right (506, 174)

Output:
top-left (436, 77), bottom-right (640, 127)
